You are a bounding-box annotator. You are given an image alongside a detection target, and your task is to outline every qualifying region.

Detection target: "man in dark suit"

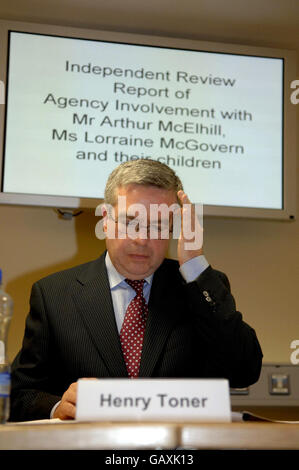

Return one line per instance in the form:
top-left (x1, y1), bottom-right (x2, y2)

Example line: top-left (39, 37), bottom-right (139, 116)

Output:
top-left (10, 159), bottom-right (263, 421)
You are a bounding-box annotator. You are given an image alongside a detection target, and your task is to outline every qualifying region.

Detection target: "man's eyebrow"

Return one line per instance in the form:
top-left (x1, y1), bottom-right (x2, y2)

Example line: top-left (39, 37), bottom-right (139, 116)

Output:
top-left (118, 213), bottom-right (174, 224)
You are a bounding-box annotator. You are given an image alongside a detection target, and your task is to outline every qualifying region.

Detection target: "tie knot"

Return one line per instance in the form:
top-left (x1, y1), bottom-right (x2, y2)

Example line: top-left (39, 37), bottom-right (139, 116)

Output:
top-left (125, 279), bottom-right (145, 295)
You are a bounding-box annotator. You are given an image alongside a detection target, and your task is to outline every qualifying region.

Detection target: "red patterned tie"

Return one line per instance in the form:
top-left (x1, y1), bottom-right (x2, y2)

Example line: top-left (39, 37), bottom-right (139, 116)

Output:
top-left (120, 279), bottom-right (148, 378)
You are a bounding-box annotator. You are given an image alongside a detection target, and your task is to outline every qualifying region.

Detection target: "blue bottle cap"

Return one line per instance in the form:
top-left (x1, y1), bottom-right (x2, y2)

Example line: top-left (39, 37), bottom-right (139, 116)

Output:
top-left (0, 269), bottom-right (2, 285)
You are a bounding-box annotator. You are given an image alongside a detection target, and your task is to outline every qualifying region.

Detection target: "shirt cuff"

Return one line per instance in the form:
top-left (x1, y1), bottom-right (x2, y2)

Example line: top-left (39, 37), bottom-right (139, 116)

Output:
top-left (50, 400), bottom-right (61, 419)
top-left (179, 255), bottom-right (209, 283)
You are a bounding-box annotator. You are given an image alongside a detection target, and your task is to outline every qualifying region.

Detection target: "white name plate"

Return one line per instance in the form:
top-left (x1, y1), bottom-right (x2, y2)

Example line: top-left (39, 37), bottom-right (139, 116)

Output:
top-left (76, 378), bottom-right (231, 422)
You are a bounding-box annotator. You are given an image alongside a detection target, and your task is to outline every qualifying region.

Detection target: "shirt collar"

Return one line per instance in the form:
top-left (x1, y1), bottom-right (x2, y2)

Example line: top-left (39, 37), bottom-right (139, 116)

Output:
top-left (105, 251), bottom-right (153, 290)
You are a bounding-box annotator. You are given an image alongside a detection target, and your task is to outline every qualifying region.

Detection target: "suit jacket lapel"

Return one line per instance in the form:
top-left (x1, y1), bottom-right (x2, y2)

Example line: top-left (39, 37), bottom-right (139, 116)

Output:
top-left (139, 260), bottom-right (182, 377)
top-left (71, 253), bottom-right (128, 377)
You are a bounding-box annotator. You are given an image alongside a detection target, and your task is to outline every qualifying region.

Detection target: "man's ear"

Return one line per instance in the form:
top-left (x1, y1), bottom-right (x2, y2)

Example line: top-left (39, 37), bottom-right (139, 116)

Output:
top-left (95, 203), bottom-right (110, 239)
top-left (102, 208), bottom-right (108, 233)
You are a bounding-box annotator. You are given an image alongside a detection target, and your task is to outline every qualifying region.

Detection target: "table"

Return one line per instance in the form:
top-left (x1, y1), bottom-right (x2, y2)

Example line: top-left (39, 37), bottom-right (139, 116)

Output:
top-left (1, 421), bottom-right (299, 450)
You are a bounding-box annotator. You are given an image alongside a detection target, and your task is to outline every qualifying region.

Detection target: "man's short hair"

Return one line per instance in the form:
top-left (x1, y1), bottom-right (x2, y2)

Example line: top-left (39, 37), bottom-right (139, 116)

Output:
top-left (104, 159), bottom-right (183, 206)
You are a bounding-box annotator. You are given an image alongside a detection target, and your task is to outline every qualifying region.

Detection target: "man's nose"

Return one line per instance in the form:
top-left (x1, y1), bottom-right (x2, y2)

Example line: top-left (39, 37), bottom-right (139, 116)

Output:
top-left (133, 235), bottom-right (149, 245)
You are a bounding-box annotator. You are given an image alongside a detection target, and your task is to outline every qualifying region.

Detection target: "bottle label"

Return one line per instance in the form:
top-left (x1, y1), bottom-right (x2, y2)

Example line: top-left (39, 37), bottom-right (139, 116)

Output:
top-left (0, 372), bottom-right (10, 397)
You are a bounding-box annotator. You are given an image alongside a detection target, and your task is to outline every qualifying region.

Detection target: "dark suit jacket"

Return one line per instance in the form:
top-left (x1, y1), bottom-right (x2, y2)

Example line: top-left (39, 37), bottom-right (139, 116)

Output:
top-left (10, 253), bottom-right (263, 421)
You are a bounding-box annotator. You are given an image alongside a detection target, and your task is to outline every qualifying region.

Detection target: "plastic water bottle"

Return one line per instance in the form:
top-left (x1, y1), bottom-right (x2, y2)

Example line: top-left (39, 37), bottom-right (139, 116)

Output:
top-left (0, 269), bottom-right (13, 424)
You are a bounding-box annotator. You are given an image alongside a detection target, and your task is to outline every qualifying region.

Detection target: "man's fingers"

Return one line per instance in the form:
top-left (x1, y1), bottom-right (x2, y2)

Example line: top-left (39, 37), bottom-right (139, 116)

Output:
top-left (53, 382), bottom-right (78, 420)
top-left (177, 190), bottom-right (191, 205)
top-left (63, 390), bottom-right (77, 406)
top-left (53, 379), bottom-right (98, 420)
top-left (54, 401), bottom-right (76, 420)
top-left (177, 191), bottom-right (195, 231)
top-left (176, 190), bottom-right (204, 261)
top-left (61, 401), bottom-right (76, 419)
top-left (63, 382), bottom-right (78, 404)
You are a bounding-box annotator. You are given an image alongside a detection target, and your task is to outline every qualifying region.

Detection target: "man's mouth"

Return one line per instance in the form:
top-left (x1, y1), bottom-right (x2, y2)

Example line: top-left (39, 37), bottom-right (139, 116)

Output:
top-left (128, 254), bottom-right (149, 260)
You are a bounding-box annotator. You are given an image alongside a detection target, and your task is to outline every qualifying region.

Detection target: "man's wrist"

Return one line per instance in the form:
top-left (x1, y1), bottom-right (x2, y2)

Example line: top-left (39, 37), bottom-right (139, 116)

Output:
top-left (179, 255), bottom-right (209, 283)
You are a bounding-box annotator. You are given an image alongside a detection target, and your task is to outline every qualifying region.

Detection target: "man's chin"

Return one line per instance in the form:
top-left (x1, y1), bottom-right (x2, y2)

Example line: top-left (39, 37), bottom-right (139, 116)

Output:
top-left (125, 258), bottom-right (153, 279)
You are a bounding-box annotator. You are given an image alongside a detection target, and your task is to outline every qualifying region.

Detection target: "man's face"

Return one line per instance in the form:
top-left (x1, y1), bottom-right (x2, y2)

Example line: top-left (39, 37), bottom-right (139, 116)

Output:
top-left (104, 184), bottom-right (178, 280)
